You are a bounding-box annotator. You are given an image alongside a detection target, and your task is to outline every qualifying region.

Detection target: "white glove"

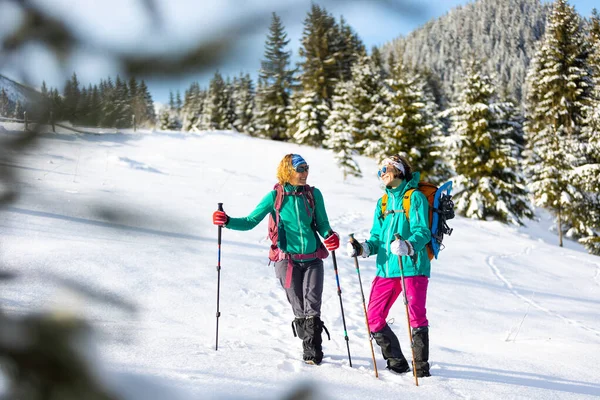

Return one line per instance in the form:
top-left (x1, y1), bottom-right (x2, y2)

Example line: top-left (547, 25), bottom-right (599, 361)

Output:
top-left (346, 241), bottom-right (370, 258)
top-left (391, 239), bottom-right (414, 256)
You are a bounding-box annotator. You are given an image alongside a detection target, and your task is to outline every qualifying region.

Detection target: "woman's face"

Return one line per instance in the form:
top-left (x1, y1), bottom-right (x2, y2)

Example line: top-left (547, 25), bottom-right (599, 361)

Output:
top-left (289, 163), bottom-right (309, 186)
top-left (379, 164), bottom-right (403, 188)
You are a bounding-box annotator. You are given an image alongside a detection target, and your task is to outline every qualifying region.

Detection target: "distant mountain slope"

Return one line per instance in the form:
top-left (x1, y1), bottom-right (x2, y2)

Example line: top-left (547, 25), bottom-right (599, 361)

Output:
top-left (0, 74), bottom-right (43, 113)
top-left (383, 0), bottom-right (549, 106)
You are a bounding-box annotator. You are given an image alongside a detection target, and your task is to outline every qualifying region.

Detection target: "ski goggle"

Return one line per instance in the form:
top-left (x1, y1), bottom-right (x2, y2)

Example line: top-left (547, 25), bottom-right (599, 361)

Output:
top-left (295, 164), bottom-right (310, 173)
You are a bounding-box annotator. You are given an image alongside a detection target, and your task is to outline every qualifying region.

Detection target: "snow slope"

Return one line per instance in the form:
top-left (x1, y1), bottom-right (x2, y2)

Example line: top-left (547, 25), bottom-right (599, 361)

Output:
top-left (0, 74), bottom-right (42, 108)
top-left (1, 123), bottom-right (599, 399)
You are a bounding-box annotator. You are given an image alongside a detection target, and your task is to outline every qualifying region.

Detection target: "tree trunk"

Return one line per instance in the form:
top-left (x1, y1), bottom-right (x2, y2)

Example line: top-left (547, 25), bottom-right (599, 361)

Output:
top-left (557, 205), bottom-right (563, 247)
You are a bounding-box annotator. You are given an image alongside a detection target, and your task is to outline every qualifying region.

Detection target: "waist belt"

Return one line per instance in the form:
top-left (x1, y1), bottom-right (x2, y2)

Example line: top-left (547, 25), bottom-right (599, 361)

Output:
top-left (284, 251), bottom-right (319, 289)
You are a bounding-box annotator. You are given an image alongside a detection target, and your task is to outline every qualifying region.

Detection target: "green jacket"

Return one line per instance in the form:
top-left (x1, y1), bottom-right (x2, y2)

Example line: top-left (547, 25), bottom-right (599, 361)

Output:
top-left (225, 184), bottom-right (332, 255)
top-left (365, 172), bottom-right (432, 278)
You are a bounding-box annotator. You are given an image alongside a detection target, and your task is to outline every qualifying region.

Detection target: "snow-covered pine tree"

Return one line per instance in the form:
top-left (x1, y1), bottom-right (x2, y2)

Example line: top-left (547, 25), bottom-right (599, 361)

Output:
top-left (200, 71), bottom-right (228, 130)
top-left (114, 76), bottom-right (132, 128)
top-left (0, 89), bottom-right (9, 117)
top-left (446, 60), bottom-right (533, 225)
top-left (331, 16), bottom-right (366, 82)
top-left (100, 78), bottom-right (118, 127)
top-left (576, 9), bottom-right (600, 254)
top-left (298, 4), bottom-right (338, 102)
top-left (371, 46), bottom-right (387, 78)
top-left (524, 0), bottom-right (593, 246)
top-left (12, 100), bottom-right (23, 119)
top-left (182, 82), bottom-right (204, 132)
top-left (89, 85), bottom-right (100, 127)
top-left (287, 89), bottom-right (330, 146)
top-left (139, 80), bottom-right (156, 127)
top-left (343, 55), bottom-right (387, 158)
top-left (254, 12), bottom-right (294, 140)
top-left (381, 62), bottom-right (445, 182)
top-left (232, 73), bottom-right (255, 135)
top-left (63, 72), bottom-right (80, 122)
top-left (288, 4), bottom-right (338, 145)
top-left (222, 77), bottom-right (236, 130)
top-left (324, 81), bottom-right (362, 178)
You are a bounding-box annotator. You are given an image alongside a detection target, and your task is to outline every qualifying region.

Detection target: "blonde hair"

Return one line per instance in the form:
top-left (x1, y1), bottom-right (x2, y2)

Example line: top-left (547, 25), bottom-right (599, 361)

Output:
top-left (276, 154), bottom-right (295, 185)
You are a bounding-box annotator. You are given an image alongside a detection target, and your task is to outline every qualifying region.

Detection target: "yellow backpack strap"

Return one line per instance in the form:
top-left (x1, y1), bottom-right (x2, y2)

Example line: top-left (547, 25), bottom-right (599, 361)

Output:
top-left (402, 189), bottom-right (416, 221)
top-left (380, 194), bottom-right (388, 219)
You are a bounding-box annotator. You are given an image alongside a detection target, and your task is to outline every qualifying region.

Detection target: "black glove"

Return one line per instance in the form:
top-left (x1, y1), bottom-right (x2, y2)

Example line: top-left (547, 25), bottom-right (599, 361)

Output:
top-left (347, 237), bottom-right (363, 257)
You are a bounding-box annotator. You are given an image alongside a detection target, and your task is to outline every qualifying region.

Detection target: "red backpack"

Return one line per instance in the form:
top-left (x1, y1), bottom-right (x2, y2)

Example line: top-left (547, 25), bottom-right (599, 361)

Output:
top-left (267, 183), bottom-right (329, 262)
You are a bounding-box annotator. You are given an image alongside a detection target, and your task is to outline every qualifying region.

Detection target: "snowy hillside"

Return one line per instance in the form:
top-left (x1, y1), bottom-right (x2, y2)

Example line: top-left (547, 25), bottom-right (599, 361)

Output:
top-left (1, 123), bottom-right (599, 399)
top-left (0, 74), bottom-right (42, 109)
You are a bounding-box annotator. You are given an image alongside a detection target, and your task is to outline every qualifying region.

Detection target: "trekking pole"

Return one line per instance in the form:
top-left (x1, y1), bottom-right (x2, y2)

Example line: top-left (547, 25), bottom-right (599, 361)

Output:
top-left (215, 203), bottom-right (224, 351)
top-left (349, 233), bottom-right (378, 378)
top-left (394, 233), bottom-right (418, 386)
top-left (330, 248), bottom-right (352, 367)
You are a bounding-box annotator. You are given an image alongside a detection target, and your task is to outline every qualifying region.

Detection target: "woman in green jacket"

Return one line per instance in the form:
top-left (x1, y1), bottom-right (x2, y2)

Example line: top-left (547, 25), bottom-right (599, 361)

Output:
top-left (347, 154), bottom-right (432, 377)
top-left (213, 154), bottom-right (340, 365)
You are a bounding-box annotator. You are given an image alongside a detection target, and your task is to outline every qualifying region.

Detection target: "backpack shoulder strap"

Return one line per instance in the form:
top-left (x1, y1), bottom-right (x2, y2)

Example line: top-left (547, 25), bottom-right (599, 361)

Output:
top-left (380, 194), bottom-right (388, 219)
top-left (402, 188), bottom-right (416, 222)
top-left (273, 184), bottom-right (285, 225)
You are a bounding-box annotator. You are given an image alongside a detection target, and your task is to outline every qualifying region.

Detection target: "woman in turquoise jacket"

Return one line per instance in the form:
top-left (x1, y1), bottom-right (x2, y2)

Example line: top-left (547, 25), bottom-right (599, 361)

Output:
top-left (347, 154), bottom-right (432, 377)
top-left (213, 154), bottom-right (340, 365)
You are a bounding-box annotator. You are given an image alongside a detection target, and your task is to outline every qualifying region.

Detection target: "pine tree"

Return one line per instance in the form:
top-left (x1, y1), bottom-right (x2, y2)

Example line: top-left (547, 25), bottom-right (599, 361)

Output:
top-left (288, 90), bottom-right (330, 146)
top-left (254, 12), bottom-right (295, 140)
top-left (0, 89), bottom-right (9, 118)
top-left (232, 73), bottom-right (255, 134)
top-left (100, 77), bottom-right (118, 127)
top-left (222, 77), bottom-right (236, 129)
top-left (524, 0), bottom-right (593, 245)
top-left (576, 8), bottom-right (600, 254)
top-left (63, 72), bottom-right (80, 122)
top-left (298, 4), bottom-right (338, 102)
top-left (381, 62), bottom-right (445, 181)
top-left (139, 80), bottom-right (156, 127)
top-left (446, 60), bottom-right (533, 224)
top-left (89, 85), bottom-right (101, 127)
top-left (200, 71), bottom-right (227, 130)
top-left (331, 16), bottom-right (366, 82)
top-left (342, 55), bottom-right (388, 157)
top-left (324, 81), bottom-right (362, 178)
top-left (182, 82), bottom-right (204, 131)
top-left (114, 76), bottom-right (132, 128)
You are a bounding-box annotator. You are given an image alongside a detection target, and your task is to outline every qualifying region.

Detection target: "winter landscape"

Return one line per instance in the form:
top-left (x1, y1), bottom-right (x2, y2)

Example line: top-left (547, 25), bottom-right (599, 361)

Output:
top-left (1, 0), bottom-right (600, 398)
top-left (0, 123), bottom-right (599, 399)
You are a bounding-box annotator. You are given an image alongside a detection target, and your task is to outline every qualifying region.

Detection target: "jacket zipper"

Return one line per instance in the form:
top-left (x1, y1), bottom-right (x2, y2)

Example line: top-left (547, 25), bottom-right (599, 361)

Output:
top-left (294, 193), bottom-right (305, 253)
top-left (385, 192), bottom-right (395, 276)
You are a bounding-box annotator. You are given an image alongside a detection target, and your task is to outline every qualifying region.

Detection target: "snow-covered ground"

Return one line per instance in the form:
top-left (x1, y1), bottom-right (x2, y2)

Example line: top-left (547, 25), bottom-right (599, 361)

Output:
top-left (1, 122), bottom-right (599, 399)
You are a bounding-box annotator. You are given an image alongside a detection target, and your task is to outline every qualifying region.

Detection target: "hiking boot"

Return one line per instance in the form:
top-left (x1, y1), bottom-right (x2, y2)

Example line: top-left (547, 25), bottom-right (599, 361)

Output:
top-left (387, 358), bottom-right (411, 374)
top-left (412, 326), bottom-right (431, 377)
top-left (303, 316), bottom-right (324, 364)
top-left (373, 324), bottom-right (410, 372)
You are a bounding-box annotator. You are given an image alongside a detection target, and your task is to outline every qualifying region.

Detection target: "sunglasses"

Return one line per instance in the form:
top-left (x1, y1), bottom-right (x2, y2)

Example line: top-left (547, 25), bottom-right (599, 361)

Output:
top-left (295, 165), bottom-right (310, 173)
top-left (377, 166), bottom-right (389, 178)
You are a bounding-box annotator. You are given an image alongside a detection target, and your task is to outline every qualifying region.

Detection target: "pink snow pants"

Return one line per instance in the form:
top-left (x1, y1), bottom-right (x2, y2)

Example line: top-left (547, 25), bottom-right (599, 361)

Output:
top-left (367, 275), bottom-right (429, 333)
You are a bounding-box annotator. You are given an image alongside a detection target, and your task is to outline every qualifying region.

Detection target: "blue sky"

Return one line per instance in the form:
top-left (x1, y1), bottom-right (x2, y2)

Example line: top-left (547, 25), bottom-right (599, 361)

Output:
top-left (0, 0), bottom-right (597, 104)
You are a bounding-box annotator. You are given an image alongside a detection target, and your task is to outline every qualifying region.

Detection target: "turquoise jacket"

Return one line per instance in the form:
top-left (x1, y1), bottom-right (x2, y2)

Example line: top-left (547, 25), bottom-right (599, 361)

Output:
top-left (225, 184), bottom-right (332, 255)
top-left (365, 172), bottom-right (432, 278)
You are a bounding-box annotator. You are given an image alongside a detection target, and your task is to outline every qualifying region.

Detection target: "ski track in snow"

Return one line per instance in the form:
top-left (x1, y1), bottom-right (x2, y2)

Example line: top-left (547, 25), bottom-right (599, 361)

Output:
top-left (487, 250), bottom-right (600, 339)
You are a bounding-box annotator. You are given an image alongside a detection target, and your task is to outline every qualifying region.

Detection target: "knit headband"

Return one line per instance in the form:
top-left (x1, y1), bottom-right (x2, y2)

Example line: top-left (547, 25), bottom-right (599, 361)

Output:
top-left (291, 154), bottom-right (307, 168)
top-left (381, 157), bottom-right (406, 176)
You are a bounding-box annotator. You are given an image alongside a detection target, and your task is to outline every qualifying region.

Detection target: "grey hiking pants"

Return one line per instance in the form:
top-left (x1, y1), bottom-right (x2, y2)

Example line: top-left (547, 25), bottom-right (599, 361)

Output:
top-left (274, 258), bottom-right (324, 318)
